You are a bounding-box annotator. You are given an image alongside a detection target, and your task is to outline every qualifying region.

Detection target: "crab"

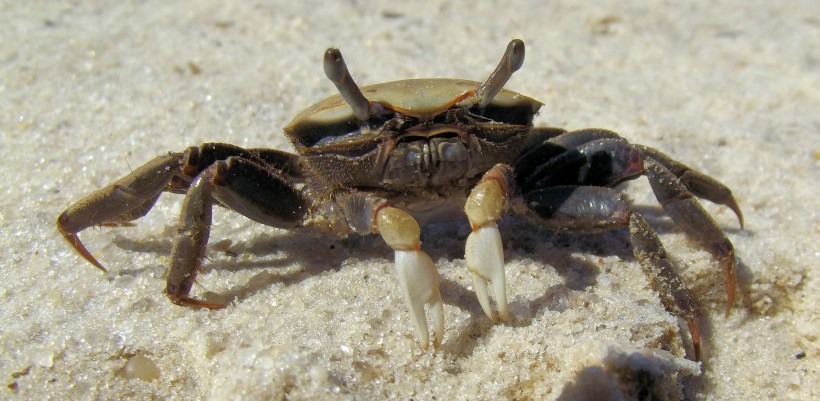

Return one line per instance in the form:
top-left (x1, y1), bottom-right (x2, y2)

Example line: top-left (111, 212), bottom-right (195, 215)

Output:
top-left (58, 40), bottom-right (742, 360)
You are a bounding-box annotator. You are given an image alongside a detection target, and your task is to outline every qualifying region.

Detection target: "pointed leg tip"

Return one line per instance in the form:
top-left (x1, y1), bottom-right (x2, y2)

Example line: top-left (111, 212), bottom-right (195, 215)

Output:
top-left (424, 330), bottom-right (444, 352)
top-left (724, 256), bottom-right (737, 316)
top-left (685, 317), bottom-right (702, 362)
top-left (727, 199), bottom-right (744, 229)
top-left (169, 295), bottom-right (227, 310)
top-left (725, 290), bottom-right (735, 316)
top-left (414, 324), bottom-right (430, 352)
top-left (724, 290), bottom-right (735, 317)
top-left (725, 283), bottom-right (735, 316)
top-left (58, 225), bottom-right (109, 273)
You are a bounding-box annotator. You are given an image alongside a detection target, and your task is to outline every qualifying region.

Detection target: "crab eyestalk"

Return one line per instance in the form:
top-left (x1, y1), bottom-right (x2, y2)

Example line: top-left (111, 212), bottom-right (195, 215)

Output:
top-left (459, 39), bottom-right (526, 109)
top-left (323, 48), bottom-right (374, 121)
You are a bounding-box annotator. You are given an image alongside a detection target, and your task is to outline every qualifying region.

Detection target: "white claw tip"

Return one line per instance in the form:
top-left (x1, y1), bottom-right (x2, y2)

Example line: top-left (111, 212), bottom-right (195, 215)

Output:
top-left (465, 223), bottom-right (508, 321)
top-left (394, 250), bottom-right (444, 350)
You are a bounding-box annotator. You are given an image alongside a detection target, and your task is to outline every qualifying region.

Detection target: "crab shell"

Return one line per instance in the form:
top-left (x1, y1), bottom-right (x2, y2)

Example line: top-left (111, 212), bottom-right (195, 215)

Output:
top-left (283, 78), bottom-right (544, 152)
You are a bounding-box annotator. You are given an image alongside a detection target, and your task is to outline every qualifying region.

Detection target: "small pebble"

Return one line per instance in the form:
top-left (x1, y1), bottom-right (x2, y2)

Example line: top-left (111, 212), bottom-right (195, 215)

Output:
top-left (122, 355), bottom-right (160, 382)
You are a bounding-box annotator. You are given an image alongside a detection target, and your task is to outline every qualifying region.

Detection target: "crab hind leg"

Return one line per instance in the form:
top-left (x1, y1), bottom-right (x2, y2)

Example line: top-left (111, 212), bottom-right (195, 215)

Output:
top-left (515, 186), bottom-right (703, 360)
top-left (628, 212), bottom-right (702, 361)
top-left (642, 157), bottom-right (737, 313)
top-left (57, 153), bottom-right (185, 272)
top-left (166, 155), bottom-right (307, 309)
top-left (513, 131), bottom-right (740, 312)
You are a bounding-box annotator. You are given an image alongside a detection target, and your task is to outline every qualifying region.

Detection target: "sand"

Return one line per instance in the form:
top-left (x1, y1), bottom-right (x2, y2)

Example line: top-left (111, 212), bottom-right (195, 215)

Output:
top-left (1, 1), bottom-right (817, 399)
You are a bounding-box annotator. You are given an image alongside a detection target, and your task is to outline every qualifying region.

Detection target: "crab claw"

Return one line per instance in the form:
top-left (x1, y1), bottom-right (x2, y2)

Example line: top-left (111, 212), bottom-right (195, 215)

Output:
top-left (375, 206), bottom-right (444, 350)
top-left (464, 164), bottom-right (512, 322)
top-left (395, 250), bottom-right (444, 350)
top-left (465, 223), bottom-right (508, 321)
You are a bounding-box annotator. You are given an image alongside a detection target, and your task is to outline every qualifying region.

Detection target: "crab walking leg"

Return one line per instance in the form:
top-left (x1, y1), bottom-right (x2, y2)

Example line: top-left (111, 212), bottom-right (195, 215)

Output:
top-left (167, 156), bottom-right (307, 309)
top-left (166, 164), bottom-right (220, 309)
top-left (637, 145), bottom-right (743, 228)
top-left (57, 153), bottom-right (184, 272)
top-left (516, 185), bottom-right (703, 360)
top-left (643, 158), bottom-right (738, 313)
top-left (629, 212), bottom-right (702, 361)
top-left (376, 207), bottom-right (444, 350)
top-left (58, 143), bottom-right (306, 274)
top-left (522, 137), bottom-right (643, 191)
top-left (168, 143), bottom-right (306, 193)
top-left (464, 164), bottom-right (514, 321)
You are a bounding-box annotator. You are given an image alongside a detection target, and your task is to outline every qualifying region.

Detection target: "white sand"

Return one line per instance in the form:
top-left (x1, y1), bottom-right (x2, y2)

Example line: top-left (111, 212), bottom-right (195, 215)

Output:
top-left (2, 1), bottom-right (817, 399)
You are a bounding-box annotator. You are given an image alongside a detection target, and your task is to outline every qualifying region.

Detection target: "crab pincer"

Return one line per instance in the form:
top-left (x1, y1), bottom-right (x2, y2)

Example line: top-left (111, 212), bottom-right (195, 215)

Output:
top-left (464, 164), bottom-right (515, 322)
top-left (376, 207), bottom-right (444, 350)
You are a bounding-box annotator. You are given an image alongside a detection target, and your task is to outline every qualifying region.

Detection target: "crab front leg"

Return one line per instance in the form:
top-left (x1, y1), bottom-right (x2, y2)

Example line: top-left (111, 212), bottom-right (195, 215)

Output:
top-left (464, 164), bottom-right (514, 322)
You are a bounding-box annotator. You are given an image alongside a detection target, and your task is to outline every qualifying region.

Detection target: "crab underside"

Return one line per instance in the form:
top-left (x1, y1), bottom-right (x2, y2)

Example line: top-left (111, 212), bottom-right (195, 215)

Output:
top-left (58, 40), bottom-right (742, 361)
